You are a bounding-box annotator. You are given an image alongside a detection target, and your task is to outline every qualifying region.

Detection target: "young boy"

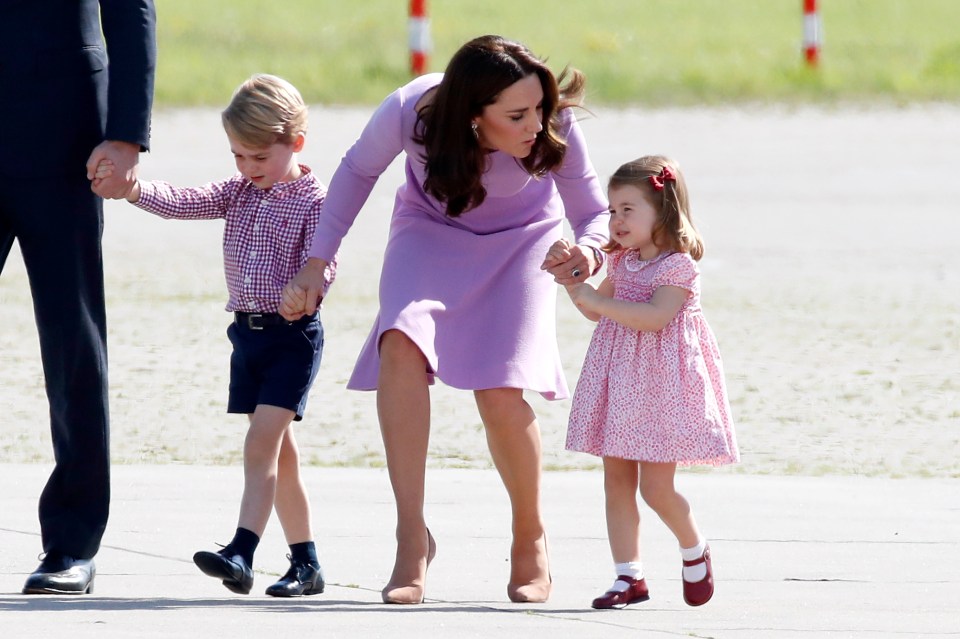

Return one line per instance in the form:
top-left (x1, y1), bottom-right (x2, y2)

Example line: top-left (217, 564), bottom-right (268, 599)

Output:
top-left (97, 74), bottom-right (335, 597)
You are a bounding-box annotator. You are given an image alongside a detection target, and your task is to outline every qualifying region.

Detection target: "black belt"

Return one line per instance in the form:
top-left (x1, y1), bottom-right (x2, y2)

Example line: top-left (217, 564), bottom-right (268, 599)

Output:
top-left (234, 312), bottom-right (296, 330)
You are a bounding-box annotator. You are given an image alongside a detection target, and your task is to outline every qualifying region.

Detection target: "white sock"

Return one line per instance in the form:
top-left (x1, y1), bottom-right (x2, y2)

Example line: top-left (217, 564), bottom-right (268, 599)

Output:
top-left (610, 561), bottom-right (643, 591)
top-left (680, 540), bottom-right (707, 582)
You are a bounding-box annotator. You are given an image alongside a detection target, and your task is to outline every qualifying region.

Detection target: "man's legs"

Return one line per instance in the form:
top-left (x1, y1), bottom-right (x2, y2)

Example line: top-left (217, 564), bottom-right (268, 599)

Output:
top-left (13, 175), bottom-right (110, 560)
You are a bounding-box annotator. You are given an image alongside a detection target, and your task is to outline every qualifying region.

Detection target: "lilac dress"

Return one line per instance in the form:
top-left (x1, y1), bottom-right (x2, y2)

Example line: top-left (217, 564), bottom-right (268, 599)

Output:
top-left (309, 73), bottom-right (609, 399)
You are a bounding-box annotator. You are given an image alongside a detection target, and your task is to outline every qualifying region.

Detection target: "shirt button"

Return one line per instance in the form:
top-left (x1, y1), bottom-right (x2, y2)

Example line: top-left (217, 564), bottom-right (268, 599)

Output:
top-left (252, 224), bottom-right (260, 232)
top-left (244, 277), bottom-right (252, 284)
top-left (249, 250), bottom-right (257, 258)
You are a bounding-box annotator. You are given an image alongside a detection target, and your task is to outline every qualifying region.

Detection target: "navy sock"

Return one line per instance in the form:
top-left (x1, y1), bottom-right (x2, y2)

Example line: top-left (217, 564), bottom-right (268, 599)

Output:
top-left (290, 541), bottom-right (319, 567)
top-left (226, 527), bottom-right (260, 566)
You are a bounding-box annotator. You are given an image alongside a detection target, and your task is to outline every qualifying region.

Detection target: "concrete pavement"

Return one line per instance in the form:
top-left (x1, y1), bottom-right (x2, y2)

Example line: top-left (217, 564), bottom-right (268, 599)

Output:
top-left (0, 465), bottom-right (957, 638)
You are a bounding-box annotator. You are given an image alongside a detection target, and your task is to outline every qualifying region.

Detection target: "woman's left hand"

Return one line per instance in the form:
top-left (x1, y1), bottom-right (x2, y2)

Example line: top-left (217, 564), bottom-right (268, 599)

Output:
top-left (541, 239), bottom-right (595, 285)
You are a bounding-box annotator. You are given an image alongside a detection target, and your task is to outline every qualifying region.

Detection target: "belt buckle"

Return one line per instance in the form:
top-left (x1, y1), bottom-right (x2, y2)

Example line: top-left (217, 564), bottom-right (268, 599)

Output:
top-left (246, 313), bottom-right (265, 330)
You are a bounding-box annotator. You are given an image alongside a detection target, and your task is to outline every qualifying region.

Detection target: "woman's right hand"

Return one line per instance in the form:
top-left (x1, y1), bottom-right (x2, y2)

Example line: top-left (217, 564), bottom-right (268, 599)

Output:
top-left (541, 238), bottom-right (592, 285)
top-left (280, 257), bottom-right (328, 320)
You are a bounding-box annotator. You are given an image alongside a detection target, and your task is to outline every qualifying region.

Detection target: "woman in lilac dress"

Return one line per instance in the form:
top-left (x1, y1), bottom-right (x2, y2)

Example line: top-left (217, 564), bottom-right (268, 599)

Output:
top-left (282, 35), bottom-right (609, 604)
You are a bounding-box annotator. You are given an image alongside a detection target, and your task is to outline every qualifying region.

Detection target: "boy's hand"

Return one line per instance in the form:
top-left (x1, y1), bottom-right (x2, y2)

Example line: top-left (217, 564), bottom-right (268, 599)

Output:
top-left (95, 160), bottom-right (141, 202)
top-left (94, 160), bottom-right (114, 180)
top-left (87, 140), bottom-right (140, 199)
top-left (281, 258), bottom-right (328, 320)
top-left (282, 284), bottom-right (307, 319)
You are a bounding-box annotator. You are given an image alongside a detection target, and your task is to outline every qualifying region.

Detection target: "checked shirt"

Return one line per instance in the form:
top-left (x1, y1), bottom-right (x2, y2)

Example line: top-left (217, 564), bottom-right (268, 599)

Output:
top-left (135, 165), bottom-right (336, 313)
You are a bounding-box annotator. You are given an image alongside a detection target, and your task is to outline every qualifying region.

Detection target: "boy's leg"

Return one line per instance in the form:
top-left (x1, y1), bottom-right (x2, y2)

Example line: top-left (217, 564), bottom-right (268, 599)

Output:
top-left (274, 427), bottom-right (313, 544)
top-left (192, 405), bottom-right (294, 595)
top-left (237, 404), bottom-right (297, 536)
top-left (264, 427), bottom-right (325, 597)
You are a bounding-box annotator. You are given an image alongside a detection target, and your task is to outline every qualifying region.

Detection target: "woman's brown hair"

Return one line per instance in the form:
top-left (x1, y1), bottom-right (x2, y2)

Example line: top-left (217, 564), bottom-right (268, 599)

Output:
top-left (416, 34), bottom-right (585, 217)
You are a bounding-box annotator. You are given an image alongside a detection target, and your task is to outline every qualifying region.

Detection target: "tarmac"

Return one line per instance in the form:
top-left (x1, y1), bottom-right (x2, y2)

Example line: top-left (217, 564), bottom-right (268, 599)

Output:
top-left (0, 464), bottom-right (957, 638)
top-left (2, 104), bottom-right (959, 638)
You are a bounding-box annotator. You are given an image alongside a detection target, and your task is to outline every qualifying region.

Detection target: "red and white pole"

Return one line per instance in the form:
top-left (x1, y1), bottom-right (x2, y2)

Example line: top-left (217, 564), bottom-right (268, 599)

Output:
top-left (409, 0), bottom-right (431, 76)
top-left (803, 0), bottom-right (821, 67)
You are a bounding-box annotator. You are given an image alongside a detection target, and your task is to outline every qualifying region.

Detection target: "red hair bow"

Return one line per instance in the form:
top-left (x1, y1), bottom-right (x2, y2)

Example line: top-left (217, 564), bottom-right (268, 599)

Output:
top-left (649, 166), bottom-right (676, 191)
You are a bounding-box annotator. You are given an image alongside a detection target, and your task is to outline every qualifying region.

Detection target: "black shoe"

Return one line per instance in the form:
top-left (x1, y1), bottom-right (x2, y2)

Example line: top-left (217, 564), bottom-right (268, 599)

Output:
top-left (22, 553), bottom-right (96, 595)
top-left (265, 555), bottom-right (325, 597)
top-left (193, 548), bottom-right (253, 595)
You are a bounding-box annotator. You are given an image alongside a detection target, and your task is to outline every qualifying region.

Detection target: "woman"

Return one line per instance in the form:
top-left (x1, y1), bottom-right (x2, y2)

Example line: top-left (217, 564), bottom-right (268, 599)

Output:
top-left (281, 35), bottom-right (609, 604)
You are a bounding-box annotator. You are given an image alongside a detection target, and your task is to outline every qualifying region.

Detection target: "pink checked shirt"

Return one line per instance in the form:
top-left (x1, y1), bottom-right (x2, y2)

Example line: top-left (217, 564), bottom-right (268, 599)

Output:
top-left (135, 165), bottom-right (336, 313)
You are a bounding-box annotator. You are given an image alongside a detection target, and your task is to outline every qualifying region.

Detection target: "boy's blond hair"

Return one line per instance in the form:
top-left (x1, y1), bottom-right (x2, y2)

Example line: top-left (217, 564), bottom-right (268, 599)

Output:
top-left (221, 74), bottom-right (308, 148)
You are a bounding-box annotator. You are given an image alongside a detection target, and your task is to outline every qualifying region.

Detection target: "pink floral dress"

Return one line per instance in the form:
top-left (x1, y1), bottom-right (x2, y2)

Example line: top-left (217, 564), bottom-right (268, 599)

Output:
top-left (566, 250), bottom-right (739, 466)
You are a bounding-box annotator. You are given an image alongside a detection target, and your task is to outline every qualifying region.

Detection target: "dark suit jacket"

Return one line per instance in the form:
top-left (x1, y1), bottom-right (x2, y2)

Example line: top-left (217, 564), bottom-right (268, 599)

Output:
top-left (0, 0), bottom-right (156, 178)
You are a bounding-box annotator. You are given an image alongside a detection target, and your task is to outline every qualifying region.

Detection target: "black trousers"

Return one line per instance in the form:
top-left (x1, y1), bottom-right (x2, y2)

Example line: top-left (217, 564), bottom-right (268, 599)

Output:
top-left (0, 172), bottom-right (110, 560)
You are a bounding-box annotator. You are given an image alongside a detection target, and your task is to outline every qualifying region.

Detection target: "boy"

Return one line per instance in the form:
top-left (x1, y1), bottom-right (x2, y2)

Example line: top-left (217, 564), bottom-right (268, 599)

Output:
top-left (98, 74), bottom-right (335, 597)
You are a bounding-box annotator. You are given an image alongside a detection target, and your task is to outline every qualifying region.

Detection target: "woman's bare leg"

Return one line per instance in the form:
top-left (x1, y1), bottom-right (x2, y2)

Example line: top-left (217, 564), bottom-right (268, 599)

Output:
top-left (475, 387), bottom-right (551, 603)
top-left (378, 330), bottom-right (435, 604)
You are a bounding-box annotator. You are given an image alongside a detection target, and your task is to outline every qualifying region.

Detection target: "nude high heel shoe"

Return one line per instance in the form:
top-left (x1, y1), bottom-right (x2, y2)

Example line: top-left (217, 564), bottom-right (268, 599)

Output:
top-left (382, 528), bottom-right (437, 604)
top-left (507, 533), bottom-right (552, 603)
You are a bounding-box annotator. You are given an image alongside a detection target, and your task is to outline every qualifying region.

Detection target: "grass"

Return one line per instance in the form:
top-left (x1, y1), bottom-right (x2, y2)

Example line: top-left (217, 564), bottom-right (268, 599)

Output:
top-left (153, 0), bottom-right (960, 106)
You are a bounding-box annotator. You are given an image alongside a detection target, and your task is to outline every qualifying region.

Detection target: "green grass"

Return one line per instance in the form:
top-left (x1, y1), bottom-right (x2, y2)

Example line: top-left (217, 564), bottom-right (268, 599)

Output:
top-left (154, 0), bottom-right (960, 106)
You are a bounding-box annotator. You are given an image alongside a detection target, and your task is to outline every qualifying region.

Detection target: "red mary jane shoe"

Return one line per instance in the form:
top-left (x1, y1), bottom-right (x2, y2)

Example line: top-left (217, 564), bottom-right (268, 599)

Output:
top-left (591, 575), bottom-right (650, 609)
top-left (682, 544), bottom-right (714, 606)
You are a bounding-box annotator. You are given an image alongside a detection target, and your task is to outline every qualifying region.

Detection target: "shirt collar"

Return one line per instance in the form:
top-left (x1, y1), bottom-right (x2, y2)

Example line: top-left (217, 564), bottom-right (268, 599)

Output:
top-left (254, 164), bottom-right (313, 198)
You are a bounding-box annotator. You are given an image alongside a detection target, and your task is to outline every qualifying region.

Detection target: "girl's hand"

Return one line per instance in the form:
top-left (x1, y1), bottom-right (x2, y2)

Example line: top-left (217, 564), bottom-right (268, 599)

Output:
top-left (565, 275), bottom-right (613, 322)
top-left (541, 238), bottom-right (594, 285)
top-left (541, 238), bottom-right (575, 271)
top-left (566, 281), bottom-right (600, 311)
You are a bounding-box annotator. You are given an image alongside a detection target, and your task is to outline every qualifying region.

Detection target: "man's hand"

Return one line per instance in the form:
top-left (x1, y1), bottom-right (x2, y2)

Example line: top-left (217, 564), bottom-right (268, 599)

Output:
top-left (87, 140), bottom-right (140, 199)
top-left (280, 258), bottom-right (329, 320)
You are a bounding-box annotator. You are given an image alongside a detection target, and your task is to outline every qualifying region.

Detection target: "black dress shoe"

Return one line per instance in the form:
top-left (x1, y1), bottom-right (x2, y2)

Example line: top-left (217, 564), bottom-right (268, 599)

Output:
top-left (22, 553), bottom-right (96, 595)
top-left (193, 549), bottom-right (253, 594)
top-left (265, 556), bottom-right (325, 597)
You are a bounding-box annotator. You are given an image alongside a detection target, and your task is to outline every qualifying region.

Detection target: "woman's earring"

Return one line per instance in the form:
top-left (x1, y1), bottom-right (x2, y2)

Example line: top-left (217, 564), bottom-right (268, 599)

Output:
top-left (471, 122), bottom-right (479, 140)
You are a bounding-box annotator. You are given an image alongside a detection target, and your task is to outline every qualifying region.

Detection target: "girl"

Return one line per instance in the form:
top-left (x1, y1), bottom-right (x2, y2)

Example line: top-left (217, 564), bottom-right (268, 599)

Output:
top-left (547, 155), bottom-right (738, 608)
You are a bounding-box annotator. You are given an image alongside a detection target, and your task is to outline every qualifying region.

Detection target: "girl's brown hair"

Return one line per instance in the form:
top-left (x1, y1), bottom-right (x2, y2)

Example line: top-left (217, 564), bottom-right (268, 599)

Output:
top-left (606, 155), bottom-right (704, 260)
top-left (415, 34), bottom-right (585, 217)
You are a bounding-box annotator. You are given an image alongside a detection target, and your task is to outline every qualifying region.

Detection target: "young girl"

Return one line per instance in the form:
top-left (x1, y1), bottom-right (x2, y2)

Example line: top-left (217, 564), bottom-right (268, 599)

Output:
top-left (547, 155), bottom-right (739, 608)
top-left (97, 74), bottom-right (335, 597)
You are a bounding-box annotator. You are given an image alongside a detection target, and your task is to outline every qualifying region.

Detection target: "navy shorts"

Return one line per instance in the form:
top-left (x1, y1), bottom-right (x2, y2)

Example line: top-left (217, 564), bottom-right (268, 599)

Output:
top-left (226, 312), bottom-right (324, 421)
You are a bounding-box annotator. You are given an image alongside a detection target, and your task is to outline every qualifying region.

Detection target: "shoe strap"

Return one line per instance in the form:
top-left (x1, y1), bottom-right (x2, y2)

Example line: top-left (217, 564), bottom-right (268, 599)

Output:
top-left (682, 547), bottom-right (711, 567)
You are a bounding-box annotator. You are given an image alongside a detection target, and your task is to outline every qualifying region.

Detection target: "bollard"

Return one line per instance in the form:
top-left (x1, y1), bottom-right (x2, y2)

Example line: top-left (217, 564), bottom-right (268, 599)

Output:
top-left (803, 0), bottom-right (822, 67)
top-left (409, 0), bottom-right (431, 76)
